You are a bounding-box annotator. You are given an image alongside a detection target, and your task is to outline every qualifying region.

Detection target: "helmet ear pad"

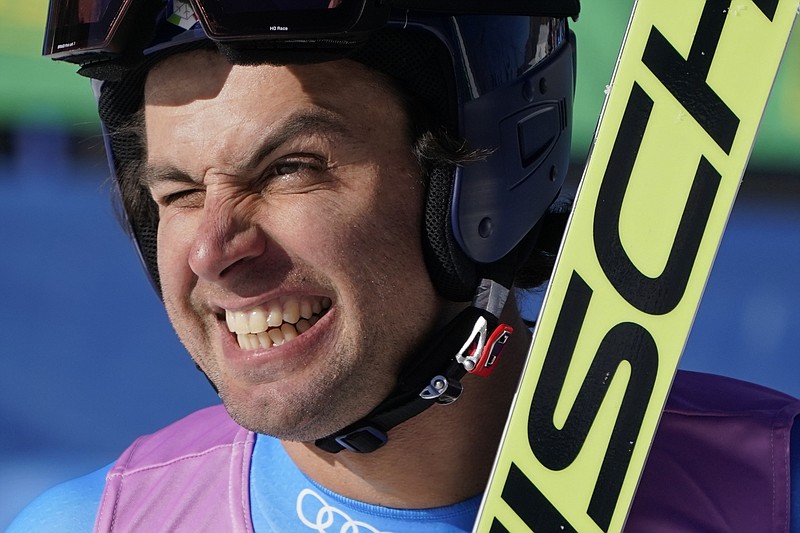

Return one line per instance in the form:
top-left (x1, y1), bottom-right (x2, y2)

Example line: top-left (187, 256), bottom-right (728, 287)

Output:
top-left (346, 33), bottom-right (479, 301)
top-left (421, 164), bottom-right (479, 302)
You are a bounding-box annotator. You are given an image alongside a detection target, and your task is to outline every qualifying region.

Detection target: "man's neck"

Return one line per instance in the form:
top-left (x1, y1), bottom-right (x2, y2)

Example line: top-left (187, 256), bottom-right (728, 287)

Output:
top-left (282, 300), bottom-right (531, 508)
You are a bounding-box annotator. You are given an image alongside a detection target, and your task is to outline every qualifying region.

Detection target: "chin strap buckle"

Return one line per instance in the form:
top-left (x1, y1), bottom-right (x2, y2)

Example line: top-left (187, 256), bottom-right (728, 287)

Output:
top-left (454, 317), bottom-right (514, 377)
top-left (420, 374), bottom-right (464, 404)
top-left (333, 426), bottom-right (389, 453)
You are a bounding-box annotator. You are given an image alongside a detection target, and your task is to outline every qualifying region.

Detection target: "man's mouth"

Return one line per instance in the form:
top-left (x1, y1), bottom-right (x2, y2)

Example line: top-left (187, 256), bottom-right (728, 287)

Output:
top-left (225, 296), bottom-right (331, 350)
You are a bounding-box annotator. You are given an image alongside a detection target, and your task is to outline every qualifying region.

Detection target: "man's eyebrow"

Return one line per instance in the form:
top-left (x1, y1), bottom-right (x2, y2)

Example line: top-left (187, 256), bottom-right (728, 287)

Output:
top-left (141, 164), bottom-right (195, 190)
top-left (236, 109), bottom-right (353, 173)
top-left (142, 108), bottom-right (352, 189)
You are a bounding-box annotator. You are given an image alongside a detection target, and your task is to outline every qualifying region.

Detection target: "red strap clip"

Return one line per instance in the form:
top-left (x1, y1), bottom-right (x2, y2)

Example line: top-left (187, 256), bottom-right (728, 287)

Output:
top-left (469, 324), bottom-right (513, 376)
top-left (457, 319), bottom-right (513, 377)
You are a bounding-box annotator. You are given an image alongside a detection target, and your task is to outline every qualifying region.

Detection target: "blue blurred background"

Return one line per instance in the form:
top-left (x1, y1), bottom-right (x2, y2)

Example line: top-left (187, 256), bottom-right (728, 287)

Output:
top-left (1, 1), bottom-right (798, 529)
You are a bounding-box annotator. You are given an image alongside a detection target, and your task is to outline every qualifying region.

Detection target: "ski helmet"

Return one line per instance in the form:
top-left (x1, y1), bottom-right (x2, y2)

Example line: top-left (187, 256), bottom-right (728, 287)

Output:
top-left (44, 0), bottom-right (579, 302)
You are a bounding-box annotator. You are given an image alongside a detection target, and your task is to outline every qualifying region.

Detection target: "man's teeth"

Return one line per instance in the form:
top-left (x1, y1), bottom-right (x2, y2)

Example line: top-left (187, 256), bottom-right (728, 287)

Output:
top-left (225, 296), bottom-right (331, 350)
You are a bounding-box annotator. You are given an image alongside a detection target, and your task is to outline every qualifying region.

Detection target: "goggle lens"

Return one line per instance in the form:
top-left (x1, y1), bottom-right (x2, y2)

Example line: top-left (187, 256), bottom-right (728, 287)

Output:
top-left (43, 0), bottom-right (130, 58)
top-left (193, 0), bottom-right (365, 41)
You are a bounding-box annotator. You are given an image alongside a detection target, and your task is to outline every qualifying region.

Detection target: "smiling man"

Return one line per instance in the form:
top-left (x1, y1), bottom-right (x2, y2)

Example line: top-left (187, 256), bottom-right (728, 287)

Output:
top-left (10, 0), bottom-right (800, 531)
top-left (146, 56), bottom-right (445, 441)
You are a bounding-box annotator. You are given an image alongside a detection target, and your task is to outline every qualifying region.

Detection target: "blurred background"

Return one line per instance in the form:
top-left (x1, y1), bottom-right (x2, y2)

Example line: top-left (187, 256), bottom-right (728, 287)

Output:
top-left (1, 1), bottom-right (798, 529)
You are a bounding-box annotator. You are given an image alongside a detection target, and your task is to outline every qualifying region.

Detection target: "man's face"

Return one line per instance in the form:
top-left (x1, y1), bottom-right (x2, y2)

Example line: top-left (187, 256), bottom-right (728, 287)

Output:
top-left (144, 50), bottom-right (452, 441)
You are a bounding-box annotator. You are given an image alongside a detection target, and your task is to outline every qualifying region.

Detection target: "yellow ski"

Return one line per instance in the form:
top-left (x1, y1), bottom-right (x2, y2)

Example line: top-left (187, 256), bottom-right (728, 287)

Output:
top-left (475, 0), bottom-right (800, 531)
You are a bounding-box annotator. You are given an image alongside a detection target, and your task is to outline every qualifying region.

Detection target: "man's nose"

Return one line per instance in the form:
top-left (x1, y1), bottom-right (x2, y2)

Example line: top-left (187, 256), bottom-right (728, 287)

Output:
top-left (187, 197), bottom-right (266, 283)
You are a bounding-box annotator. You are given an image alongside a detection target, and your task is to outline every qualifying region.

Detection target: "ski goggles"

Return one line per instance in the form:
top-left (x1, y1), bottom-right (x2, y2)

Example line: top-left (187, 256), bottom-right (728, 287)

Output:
top-left (44, 0), bottom-right (580, 63)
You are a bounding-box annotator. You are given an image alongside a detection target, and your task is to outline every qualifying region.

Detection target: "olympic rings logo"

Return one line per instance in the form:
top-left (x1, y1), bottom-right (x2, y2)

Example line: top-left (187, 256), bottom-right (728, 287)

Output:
top-left (295, 488), bottom-right (393, 533)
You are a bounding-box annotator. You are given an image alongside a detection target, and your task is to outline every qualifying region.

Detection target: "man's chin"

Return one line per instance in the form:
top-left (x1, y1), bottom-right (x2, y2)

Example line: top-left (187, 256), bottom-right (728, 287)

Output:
top-left (216, 391), bottom-right (354, 443)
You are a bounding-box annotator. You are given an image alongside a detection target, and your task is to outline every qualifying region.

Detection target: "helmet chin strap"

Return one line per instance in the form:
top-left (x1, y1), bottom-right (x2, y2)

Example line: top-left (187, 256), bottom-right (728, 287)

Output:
top-left (314, 278), bottom-right (515, 454)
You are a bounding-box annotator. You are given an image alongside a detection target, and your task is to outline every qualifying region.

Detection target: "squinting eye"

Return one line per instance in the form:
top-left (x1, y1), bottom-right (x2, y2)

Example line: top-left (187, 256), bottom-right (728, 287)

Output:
top-left (270, 157), bottom-right (325, 177)
top-left (273, 161), bottom-right (305, 175)
top-left (160, 189), bottom-right (205, 208)
top-left (259, 156), bottom-right (331, 194)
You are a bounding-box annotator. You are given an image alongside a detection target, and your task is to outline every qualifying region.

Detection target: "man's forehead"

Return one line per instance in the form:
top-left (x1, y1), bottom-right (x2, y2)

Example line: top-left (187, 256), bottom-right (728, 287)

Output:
top-left (144, 49), bottom-right (234, 107)
top-left (140, 57), bottom-right (410, 182)
top-left (143, 49), bottom-right (392, 109)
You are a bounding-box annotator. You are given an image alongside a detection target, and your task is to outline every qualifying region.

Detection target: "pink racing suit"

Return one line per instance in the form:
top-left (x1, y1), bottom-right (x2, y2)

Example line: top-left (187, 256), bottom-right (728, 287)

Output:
top-left (94, 371), bottom-right (800, 532)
